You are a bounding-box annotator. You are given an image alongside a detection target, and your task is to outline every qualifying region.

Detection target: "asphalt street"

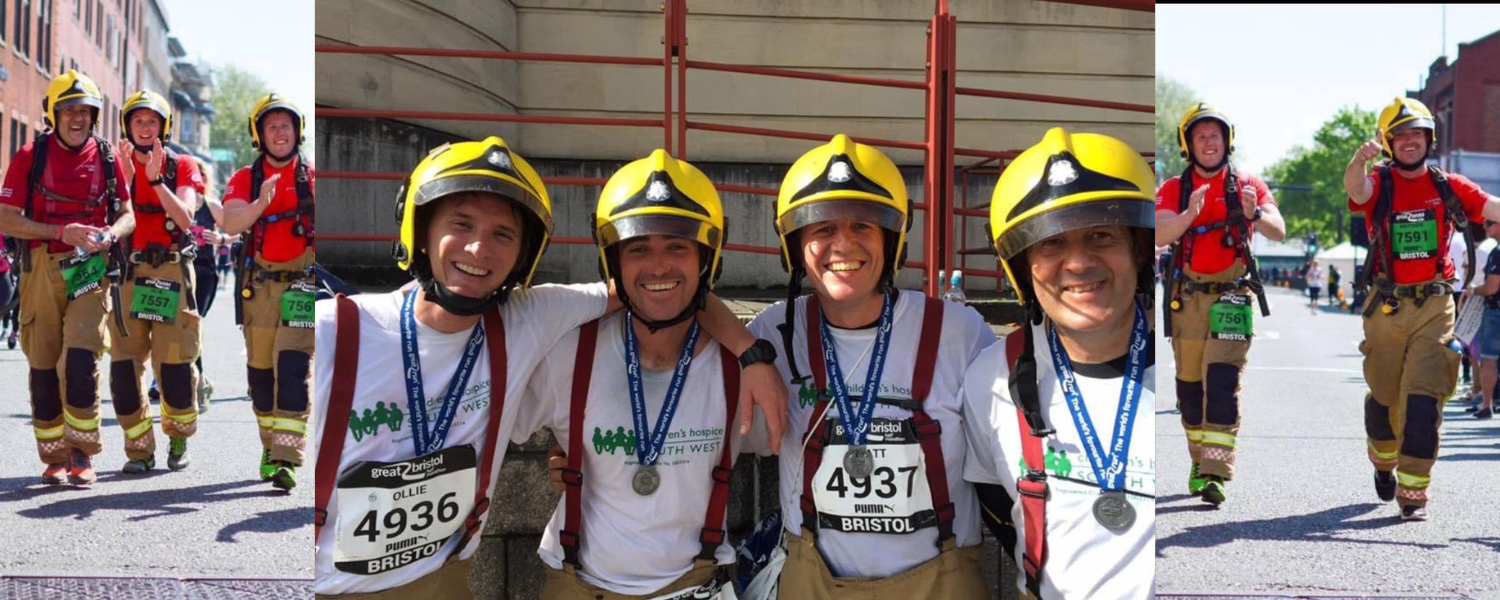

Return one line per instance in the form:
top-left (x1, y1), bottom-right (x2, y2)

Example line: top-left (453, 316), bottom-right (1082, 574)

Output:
top-left (0, 283), bottom-right (312, 583)
top-left (1156, 285), bottom-right (1500, 599)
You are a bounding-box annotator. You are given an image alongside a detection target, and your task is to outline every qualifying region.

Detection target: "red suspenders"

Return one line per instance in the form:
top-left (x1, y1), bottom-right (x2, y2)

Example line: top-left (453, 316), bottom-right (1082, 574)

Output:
top-left (559, 318), bottom-right (742, 568)
top-left (1006, 330), bottom-right (1049, 597)
top-left (798, 295), bottom-right (954, 544)
top-left (315, 294), bottom-right (509, 558)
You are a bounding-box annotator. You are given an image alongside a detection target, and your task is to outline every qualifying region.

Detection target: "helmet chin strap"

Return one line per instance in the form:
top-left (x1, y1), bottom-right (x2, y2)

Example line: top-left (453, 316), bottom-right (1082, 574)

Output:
top-left (1190, 153), bottom-right (1228, 173)
top-left (617, 272), bottom-right (709, 334)
top-left (419, 278), bottom-right (503, 317)
top-left (131, 140), bottom-right (155, 153)
top-left (265, 145), bottom-right (299, 163)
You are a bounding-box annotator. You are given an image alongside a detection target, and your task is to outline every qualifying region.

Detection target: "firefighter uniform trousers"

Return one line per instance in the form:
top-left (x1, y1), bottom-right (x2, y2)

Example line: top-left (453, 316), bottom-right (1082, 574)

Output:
top-left (1170, 264), bottom-right (1254, 480)
top-left (1360, 283), bottom-right (1461, 509)
top-left (242, 249), bottom-right (314, 465)
top-left (779, 530), bottom-right (988, 600)
top-left (542, 560), bottom-right (725, 600)
top-left (19, 245), bottom-right (112, 463)
top-left (108, 256), bottom-right (200, 459)
top-left (313, 559), bottom-right (475, 600)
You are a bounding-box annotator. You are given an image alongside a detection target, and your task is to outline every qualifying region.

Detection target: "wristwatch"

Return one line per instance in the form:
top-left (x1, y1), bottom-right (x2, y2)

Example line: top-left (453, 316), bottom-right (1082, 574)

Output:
top-left (1248, 206), bottom-right (1263, 222)
top-left (738, 339), bottom-right (779, 369)
top-left (147, 176), bottom-right (165, 186)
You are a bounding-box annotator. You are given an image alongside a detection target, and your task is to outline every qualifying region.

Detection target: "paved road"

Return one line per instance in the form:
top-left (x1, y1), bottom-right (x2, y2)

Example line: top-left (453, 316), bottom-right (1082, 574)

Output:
top-left (0, 284), bottom-right (312, 583)
top-left (1156, 285), bottom-right (1500, 599)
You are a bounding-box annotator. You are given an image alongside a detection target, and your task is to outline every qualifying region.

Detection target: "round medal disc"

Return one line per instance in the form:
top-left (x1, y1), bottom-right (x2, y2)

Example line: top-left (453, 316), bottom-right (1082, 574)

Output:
top-left (843, 446), bottom-right (875, 480)
top-left (632, 465), bottom-right (660, 496)
top-left (1092, 492), bottom-right (1135, 530)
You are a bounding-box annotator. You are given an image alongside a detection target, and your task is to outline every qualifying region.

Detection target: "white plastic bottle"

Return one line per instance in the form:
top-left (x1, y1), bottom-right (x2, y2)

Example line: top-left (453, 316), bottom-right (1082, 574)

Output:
top-left (942, 269), bottom-right (967, 304)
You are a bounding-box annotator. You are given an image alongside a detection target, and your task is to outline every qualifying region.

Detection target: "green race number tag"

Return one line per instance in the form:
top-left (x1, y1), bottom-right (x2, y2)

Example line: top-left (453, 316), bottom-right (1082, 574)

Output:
top-left (59, 253), bottom-right (106, 300)
top-left (1209, 293), bottom-right (1253, 341)
top-left (1391, 210), bottom-right (1438, 260)
top-left (281, 281), bottom-right (316, 329)
top-left (130, 277), bottom-right (181, 324)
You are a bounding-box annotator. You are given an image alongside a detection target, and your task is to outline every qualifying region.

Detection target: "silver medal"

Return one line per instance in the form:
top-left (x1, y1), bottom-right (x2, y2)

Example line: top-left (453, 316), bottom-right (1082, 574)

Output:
top-left (843, 445), bottom-right (875, 480)
top-left (632, 465), bottom-right (660, 496)
top-left (1092, 492), bottom-right (1134, 530)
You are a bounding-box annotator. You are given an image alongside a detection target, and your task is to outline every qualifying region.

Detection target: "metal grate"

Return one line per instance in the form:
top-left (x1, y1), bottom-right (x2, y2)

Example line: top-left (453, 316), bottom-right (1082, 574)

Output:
top-left (0, 577), bottom-right (312, 600)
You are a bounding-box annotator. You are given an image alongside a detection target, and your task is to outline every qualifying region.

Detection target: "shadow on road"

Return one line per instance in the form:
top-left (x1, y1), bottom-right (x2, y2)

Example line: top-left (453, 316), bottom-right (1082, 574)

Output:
top-left (1156, 502), bottom-right (1449, 558)
top-left (216, 507), bottom-right (310, 543)
top-left (0, 479), bottom-right (283, 522)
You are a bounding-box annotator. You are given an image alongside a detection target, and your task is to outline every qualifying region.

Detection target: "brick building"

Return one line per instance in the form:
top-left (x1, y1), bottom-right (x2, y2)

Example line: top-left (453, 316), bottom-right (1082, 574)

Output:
top-left (1413, 28), bottom-right (1500, 156)
top-left (0, 0), bottom-right (173, 176)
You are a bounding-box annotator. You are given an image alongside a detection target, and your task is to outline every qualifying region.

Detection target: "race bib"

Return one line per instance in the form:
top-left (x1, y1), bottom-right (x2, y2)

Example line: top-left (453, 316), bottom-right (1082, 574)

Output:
top-left (59, 253), bottom-right (106, 300)
top-left (280, 281), bottom-right (316, 329)
top-left (332, 445), bottom-right (478, 576)
top-left (129, 277), bottom-right (181, 324)
top-left (811, 417), bottom-right (935, 535)
top-left (1208, 292), bottom-right (1253, 341)
top-left (1391, 210), bottom-right (1438, 260)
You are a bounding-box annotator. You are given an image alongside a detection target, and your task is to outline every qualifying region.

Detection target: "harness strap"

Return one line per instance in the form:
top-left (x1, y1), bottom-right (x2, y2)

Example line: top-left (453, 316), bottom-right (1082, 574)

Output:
top-left (560, 319), bottom-right (600, 568)
top-left (1006, 331), bottom-right (1049, 598)
top-left (697, 345), bottom-right (740, 561)
top-left (314, 294), bottom-right (362, 543)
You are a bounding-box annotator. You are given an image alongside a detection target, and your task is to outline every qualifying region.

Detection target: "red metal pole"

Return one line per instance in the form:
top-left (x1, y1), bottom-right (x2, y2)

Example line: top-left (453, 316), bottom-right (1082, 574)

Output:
top-left (955, 86), bottom-right (1151, 114)
top-left (923, 16), bottom-right (939, 297)
top-left (677, 0), bottom-right (689, 158)
top-left (662, 0), bottom-right (674, 154)
top-left (942, 13), bottom-right (957, 290)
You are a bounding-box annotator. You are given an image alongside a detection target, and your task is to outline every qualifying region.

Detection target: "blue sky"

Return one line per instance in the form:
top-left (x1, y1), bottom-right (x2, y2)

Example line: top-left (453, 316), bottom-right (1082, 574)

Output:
top-left (1158, 4), bottom-right (1500, 174)
top-left (160, 0), bottom-right (314, 157)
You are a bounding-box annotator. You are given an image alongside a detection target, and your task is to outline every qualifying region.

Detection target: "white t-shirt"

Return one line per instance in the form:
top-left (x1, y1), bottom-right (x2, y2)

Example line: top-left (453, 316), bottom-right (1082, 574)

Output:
top-left (1451, 234), bottom-right (1470, 292)
top-left (961, 321), bottom-right (1156, 600)
top-left (744, 289), bottom-right (996, 579)
top-left (311, 283), bottom-right (609, 595)
top-left (517, 313), bottom-right (746, 595)
top-left (1468, 237), bottom-right (1496, 289)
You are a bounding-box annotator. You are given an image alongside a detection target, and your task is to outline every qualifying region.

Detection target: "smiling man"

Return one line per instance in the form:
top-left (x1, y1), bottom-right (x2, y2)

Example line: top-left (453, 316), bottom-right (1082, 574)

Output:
top-left (1343, 97), bottom-right (1500, 521)
top-left (519, 150), bottom-right (760, 599)
top-left (961, 128), bottom-right (1155, 600)
top-left (0, 70), bottom-right (135, 487)
top-left (222, 93), bottom-right (317, 490)
top-left (1153, 103), bottom-right (1286, 505)
top-left (107, 89), bottom-right (208, 474)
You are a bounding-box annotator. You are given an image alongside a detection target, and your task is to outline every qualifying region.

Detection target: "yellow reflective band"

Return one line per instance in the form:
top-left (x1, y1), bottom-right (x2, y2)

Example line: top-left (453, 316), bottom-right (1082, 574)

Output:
top-left (1185, 429), bottom-right (1204, 442)
top-left (34, 425), bottom-right (64, 440)
top-left (1201, 431), bottom-right (1237, 449)
top-left (1396, 472), bottom-right (1430, 488)
top-left (124, 419), bottom-right (154, 440)
top-left (163, 411), bottom-right (197, 424)
top-left (1366, 440), bottom-right (1398, 460)
top-left (271, 418), bottom-right (307, 434)
top-left (64, 412), bottom-right (100, 431)
top-left (256, 415), bottom-right (276, 429)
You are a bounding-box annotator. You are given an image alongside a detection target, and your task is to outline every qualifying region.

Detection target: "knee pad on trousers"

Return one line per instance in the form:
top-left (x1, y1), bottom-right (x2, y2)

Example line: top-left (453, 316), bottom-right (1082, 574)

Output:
top-left (64, 348), bottom-right (97, 409)
top-left (1204, 363), bottom-right (1241, 425)
top-left (1176, 378), bottom-right (1204, 426)
top-left (248, 367), bottom-right (275, 413)
top-left (160, 363), bottom-right (196, 411)
top-left (275, 351), bottom-right (311, 413)
top-left (1364, 393), bottom-right (1396, 441)
top-left (29, 368), bottom-right (62, 421)
top-left (1400, 394), bottom-right (1441, 460)
top-left (109, 360), bottom-right (142, 416)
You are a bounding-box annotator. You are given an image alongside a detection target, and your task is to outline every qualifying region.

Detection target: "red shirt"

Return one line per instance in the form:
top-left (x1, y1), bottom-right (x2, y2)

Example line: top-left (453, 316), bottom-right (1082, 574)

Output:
top-left (1155, 168), bottom-right (1275, 274)
top-left (129, 154), bottom-right (204, 250)
top-left (0, 135), bottom-right (132, 253)
top-left (1348, 169), bottom-right (1488, 285)
top-left (223, 156), bottom-right (315, 263)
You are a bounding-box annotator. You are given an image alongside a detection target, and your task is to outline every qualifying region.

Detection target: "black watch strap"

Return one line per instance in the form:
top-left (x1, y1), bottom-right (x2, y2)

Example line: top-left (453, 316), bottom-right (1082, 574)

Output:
top-left (738, 339), bottom-right (778, 369)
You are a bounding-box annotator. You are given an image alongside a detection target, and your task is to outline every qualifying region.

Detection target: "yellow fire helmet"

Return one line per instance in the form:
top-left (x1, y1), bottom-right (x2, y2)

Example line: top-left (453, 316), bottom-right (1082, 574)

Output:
top-left (1377, 97), bottom-right (1436, 160)
top-left (247, 93), bottom-right (305, 154)
top-left (120, 89), bottom-right (173, 143)
top-left (987, 127), bottom-right (1155, 305)
top-left (393, 136), bottom-right (553, 314)
top-left (1176, 102), bottom-right (1234, 164)
top-left (594, 149), bottom-right (725, 329)
top-left (775, 134), bottom-right (909, 280)
top-left (42, 70), bottom-right (104, 132)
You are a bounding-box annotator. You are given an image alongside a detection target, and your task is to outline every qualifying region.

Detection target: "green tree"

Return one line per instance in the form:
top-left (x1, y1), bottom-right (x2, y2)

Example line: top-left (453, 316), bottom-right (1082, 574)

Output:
top-left (1262, 107), bottom-right (1377, 248)
top-left (1154, 74), bottom-right (1198, 182)
top-left (210, 65), bottom-right (272, 177)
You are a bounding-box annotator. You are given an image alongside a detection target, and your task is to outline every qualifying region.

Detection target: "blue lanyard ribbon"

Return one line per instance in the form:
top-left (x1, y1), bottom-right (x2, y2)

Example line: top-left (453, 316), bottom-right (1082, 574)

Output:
top-left (400, 289), bottom-right (486, 456)
top-left (624, 312), bottom-right (702, 466)
top-left (819, 290), bottom-right (896, 447)
top-left (1046, 301), bottom-right (1147, 493)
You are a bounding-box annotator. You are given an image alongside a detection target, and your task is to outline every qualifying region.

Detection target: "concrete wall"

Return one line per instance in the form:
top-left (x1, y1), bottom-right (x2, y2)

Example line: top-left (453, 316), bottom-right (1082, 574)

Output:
top-left (315, 0), bottom-right (1150, 289)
